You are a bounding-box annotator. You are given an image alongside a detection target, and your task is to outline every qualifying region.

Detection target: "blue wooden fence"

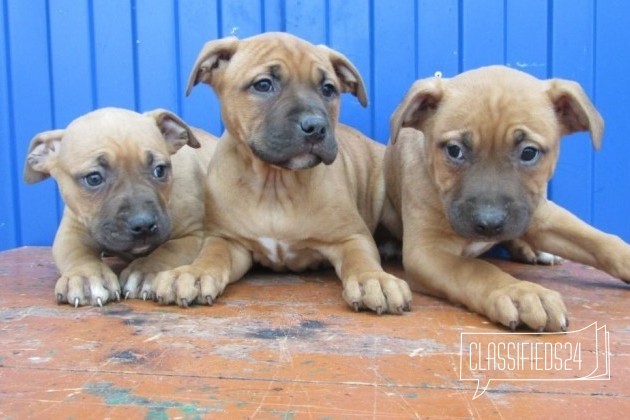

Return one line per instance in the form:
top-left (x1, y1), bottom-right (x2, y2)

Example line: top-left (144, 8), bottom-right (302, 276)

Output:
top-left (1, 0), bottom-right (629, 251)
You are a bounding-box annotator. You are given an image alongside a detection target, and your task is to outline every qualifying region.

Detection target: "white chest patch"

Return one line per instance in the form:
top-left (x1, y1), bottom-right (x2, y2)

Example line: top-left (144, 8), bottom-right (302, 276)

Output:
top-left (256, 237), bottom-right (297, 265)
top-left (462, 241), bottom-right (495, 258)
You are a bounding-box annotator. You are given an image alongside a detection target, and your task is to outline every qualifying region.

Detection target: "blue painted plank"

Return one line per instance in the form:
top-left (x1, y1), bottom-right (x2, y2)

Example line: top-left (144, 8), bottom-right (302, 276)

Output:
top-left (134, 0), bottom-right (179, 113)
top-left (417, 0), bottom-right (460, 79)
top-left (92, 0), bottom-right (135, 109)
top-left (48, 0), bottom-right (95, 217)
top-left (328, 0), bottom-right (371, 136)
top-left (505, 0), bottom-right (548, 78)
top-left (0, 0), bottom-right (18, 249)
top-left (284, 0), bottom-right (327, 45)
top-left (372, 0), bottom-right (416, 143)
top-left (548, 0), bottom-right (595, 224)
top-left (49, 0), bottom-right (95, 126)
top-left (220, 0), bottom-right (263, 39)
top-left (177, 0), bottom-right (222, 134)
top-left (262, 0), bottom-right (284, 32)
top-left (6, 0), bottom-right (59, 246)
top-left (593, 0), bottom-right (630, 242)
top-left (460, 0), bottom-right (505, 70)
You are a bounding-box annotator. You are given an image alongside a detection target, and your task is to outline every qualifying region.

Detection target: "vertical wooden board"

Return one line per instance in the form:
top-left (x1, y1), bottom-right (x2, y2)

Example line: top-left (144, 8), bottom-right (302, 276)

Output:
top-left (460, 0), bottom-right (505, 70)
top-left (547, 0), bottom-right (595, 224)
top-left (262, 0), bottom-right (284, 32)
top-left (221, 0), bottom-right (263, 39)
top-left (48, 0), bottom-right (94, 126)
top-left (284, 0), bottom-right (327, 45)
top-left (328, 0), bottom-right (371, 136)
top-left (416, 0), bottom-right (460, 79)
top-left (0, 0), bottom-right (18, 249)
top-left (505, 0), bottom-right (548, 78)
top-left (593, 1), bottom-right (630, 242)
top-left (92, 0), bottom-right (135, 109)
top-left (177, 0), bottom-right (222, 134)
top-left (6, 0), bottom-right (59, 246)
top-left (134, 0), bottom-right (179, 113)
top-left (48, 0), bottom-right (95, 218)
top-left (372, 0), bottom-right (416, 143)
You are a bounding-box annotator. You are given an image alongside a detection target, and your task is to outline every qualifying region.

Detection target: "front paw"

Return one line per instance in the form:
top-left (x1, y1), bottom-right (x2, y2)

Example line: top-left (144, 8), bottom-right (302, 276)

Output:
top-left (342, 272), bottom-right (412, 315)
top-left (120, 258), bottom-right (172, 301)
top-left (153, 265), bottom-right (229, 307)
top-left (55, 263), bottom-right (120, 307)
top-left (485, 282), bottom-right (568, 332)
top-left (503, 239), bottom-right (562, 266)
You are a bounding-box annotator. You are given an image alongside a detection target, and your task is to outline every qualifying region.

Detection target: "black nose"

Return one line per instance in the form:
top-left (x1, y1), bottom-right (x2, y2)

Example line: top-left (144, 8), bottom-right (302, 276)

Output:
top-left (473, 208), bottom-right (506, 237)
top-left (299, 115), bottom-right (328, 143)
top-left (128, 213), bottom-right (159, 237)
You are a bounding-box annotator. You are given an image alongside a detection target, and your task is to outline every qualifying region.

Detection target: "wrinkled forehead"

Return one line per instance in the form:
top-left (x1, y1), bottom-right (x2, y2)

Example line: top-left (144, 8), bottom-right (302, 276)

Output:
top-left (435, 79), bottom-right (559, 147)
top-left (59, 111), bottom-right (169, 165)
top-left (229, 35), bottom-right (334, 81)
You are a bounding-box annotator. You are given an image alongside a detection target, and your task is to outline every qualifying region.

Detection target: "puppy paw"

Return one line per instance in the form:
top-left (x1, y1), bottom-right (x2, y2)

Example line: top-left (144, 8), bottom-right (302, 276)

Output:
top-left (503, 239), bottom-right (563, 266)
top-left (342, 272), bottom-right (412, 315)
top-left (55, 263), bottom-right (120, 307)
top-left (485, 282), bottom-right (568, 332)
top-left (120, 258), bottom-right (172, 301)
top-left (153, 265), bottom-right (229, 307)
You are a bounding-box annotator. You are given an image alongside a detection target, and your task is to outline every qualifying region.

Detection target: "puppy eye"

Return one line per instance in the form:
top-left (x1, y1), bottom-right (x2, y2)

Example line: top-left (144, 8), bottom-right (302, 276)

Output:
top-left (152, 164), bottom-right (168, 179)
top-left (321, 82), bottom-right (337, 98)
top-left (252, 78), bottom-right (274, 93)
top-left (445, 143), bottom-right (465, 162)
top-left (520, 146), bottom-right (541, 165)
top-left (83, 172), bottom-right (104, 188)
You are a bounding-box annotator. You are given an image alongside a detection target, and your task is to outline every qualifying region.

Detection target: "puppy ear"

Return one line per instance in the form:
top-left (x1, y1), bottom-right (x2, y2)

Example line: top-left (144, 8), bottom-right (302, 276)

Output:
top-left (319, 45), bottom-right (368, 107)
top-left (390, 77), bottom-right (444, 144)
top-left (186, 36), bottom-right (240, 96)
top-left (546, 79), bottom-right (604, 150)
top-left (146, 109), bottom-right (201, 154)
top-left (23, 129), bottom-right (65, 184)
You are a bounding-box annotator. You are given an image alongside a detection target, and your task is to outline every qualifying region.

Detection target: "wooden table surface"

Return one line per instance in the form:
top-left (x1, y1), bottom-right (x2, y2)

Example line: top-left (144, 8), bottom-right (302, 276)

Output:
top-left (0, 247), bottom-right (628, 418)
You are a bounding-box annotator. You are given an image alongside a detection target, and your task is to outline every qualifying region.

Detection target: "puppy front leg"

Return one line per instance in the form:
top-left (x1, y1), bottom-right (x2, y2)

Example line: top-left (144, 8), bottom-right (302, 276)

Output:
top-left (404, 244), bottom-right (568, 331)
top-left (322, 234), bottom-right (412, 314)
top-left (524, 200), bottom-right (630, 281)
top-left (120, 233), bottom-right (204, 300)
top-left (153, 236), bottom-right (252, 307)
top-left (53, 217), bottom-right (120, 307)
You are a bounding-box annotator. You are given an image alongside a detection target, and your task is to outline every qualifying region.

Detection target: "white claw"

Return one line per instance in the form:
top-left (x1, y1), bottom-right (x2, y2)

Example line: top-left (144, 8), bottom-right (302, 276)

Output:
top-left (124, 290), bottom-right (130, 300)
top-left (74, 297), bottom-right (80, 308)
top-left (142, 291), bottom-right (148, 301)
top-left (115, 290), bottom-right (121, 301)
top-left (96, 297), bottom-right (103, 307)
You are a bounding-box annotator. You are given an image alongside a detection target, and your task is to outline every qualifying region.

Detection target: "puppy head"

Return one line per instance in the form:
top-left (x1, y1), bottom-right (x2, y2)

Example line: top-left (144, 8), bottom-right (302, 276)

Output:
top-left (24, 107), bottom-right (200, 256)
top-left (187, 32), bottom-right (367, 170)
top-left (390, 65), bottom-right (603, 241)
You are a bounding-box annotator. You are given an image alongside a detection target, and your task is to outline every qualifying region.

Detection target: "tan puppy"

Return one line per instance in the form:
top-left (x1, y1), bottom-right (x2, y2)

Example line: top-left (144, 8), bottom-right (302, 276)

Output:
top-left (24, 108), bottom-right (216, 307)
top-left (151, 32), bottom-right (412, 314)
top-left (385, 65), bottom-right (630, 331)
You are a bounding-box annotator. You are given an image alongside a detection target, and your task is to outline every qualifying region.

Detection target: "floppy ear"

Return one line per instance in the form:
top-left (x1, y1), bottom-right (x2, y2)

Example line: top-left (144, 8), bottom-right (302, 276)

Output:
top-left (186, 36), bottom-right (240, 96)
top-left (145, 109), bottom-right (201, 154)
top-left (390, 77), bottom-right (444, 144)
top-left (23, 129), bottom-right (65, 184)
top-left (546, 79), bottom-right (604, 149)
top-left (319, 45), bottom-right (368, 107)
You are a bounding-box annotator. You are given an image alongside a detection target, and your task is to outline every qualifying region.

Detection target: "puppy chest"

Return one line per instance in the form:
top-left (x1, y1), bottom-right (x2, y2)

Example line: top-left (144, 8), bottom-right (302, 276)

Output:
top-left (252, 237), bottom-right (324, 271)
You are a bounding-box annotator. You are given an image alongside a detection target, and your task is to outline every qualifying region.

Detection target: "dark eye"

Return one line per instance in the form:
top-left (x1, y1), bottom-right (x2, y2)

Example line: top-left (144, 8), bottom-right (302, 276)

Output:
top-left (321, 82), bottom-right (337, 98)
top-left (153, 164), bottom-right (168, 179)
top-left (83, 172), bottom-right (104, 188)
top-left (252, 79), bottom-right (273, 93)
top-left (445, 143), bottom-right (465, 162)
top-left (520, 146), bottom-right (541, 164)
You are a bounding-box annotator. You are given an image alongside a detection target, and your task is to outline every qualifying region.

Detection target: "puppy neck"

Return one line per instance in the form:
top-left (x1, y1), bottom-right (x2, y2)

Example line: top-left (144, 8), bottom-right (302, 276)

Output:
top-left (220, 132), bottom-right (323, 205)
